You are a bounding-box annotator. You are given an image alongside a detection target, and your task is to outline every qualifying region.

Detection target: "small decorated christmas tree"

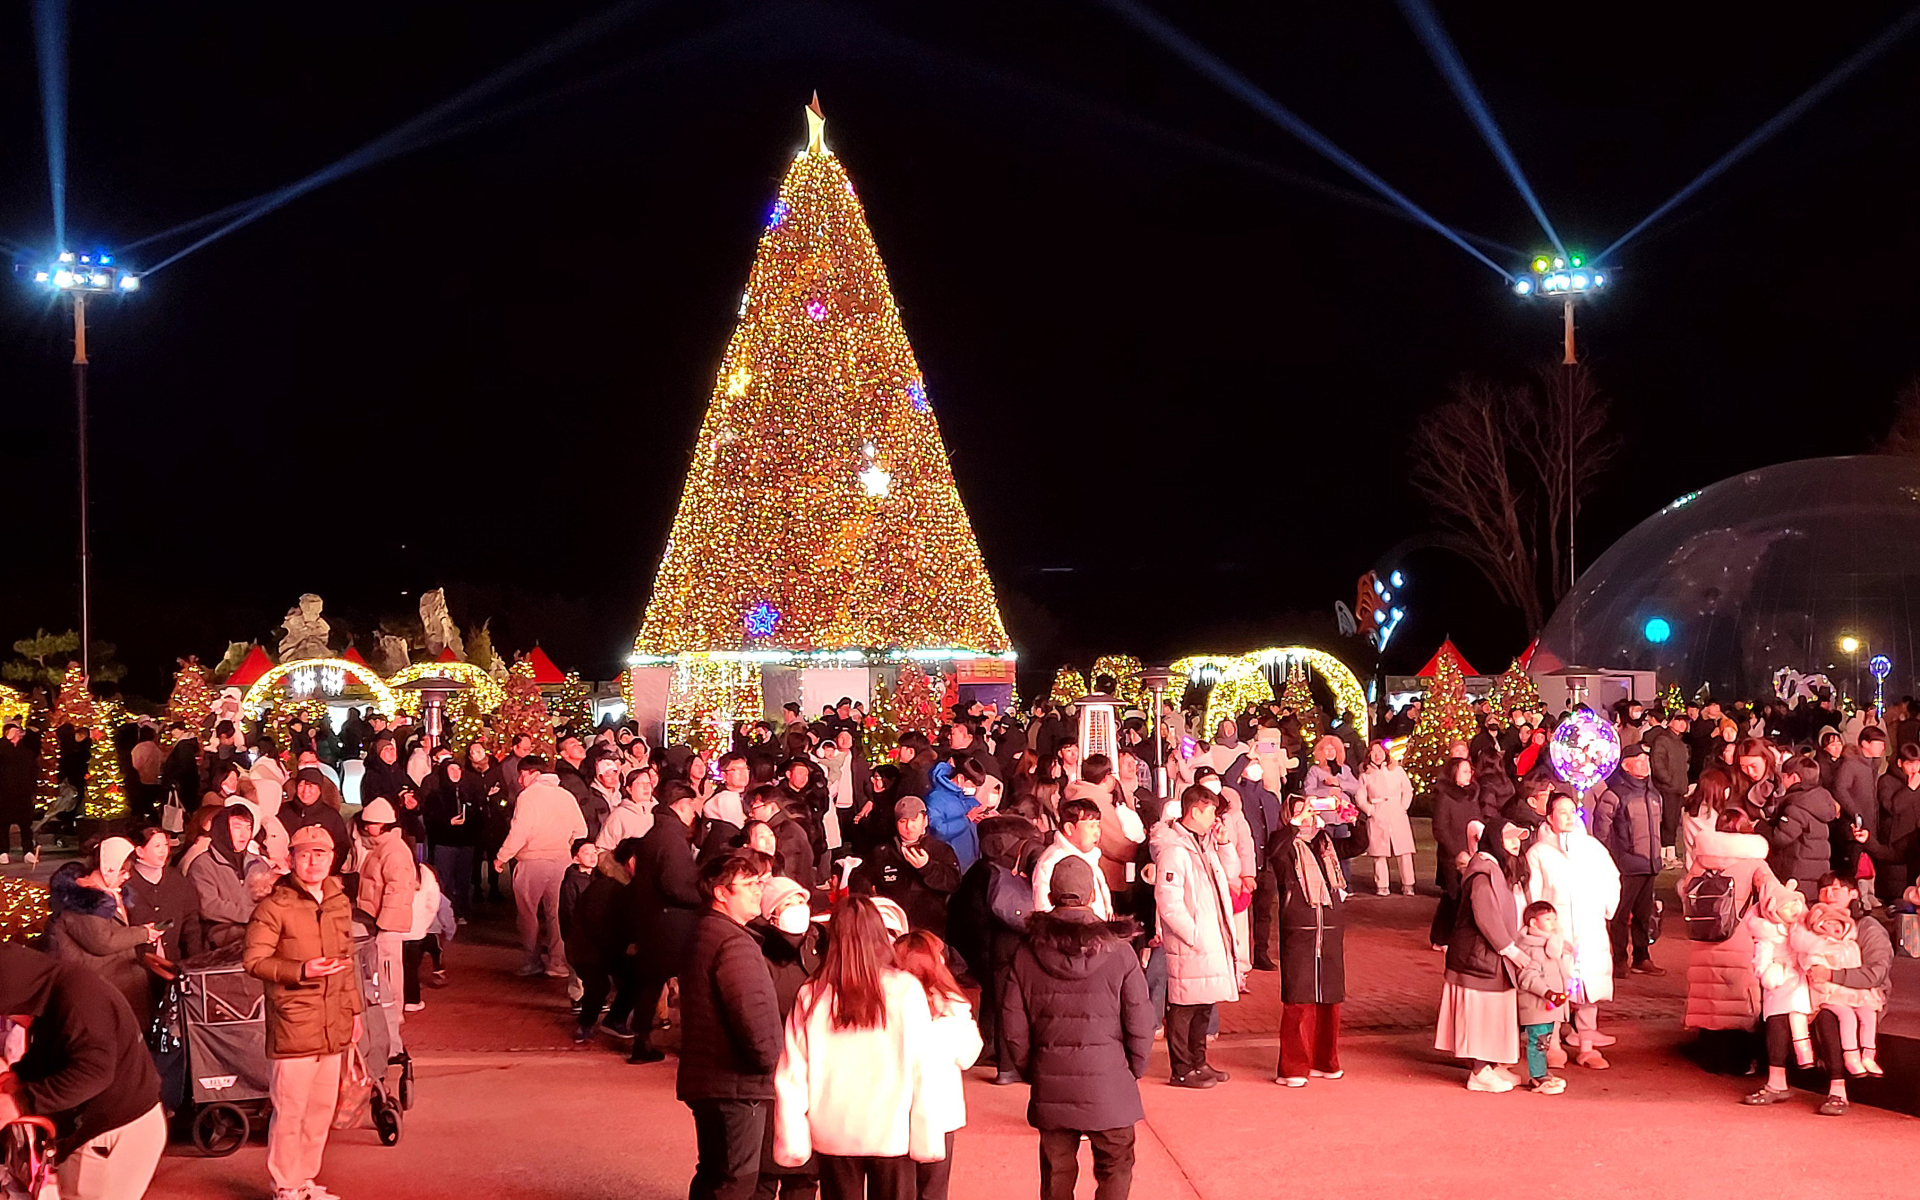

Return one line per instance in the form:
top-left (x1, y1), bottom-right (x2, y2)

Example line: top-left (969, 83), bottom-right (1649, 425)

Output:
top-left (1486, 657), bottom-right (1543, 718)
top-left (1049, 667), bottom-right (1088, 710)
top-left (550, 671), bottom-right (593, 736)
top-left (165, 656), bottom-right (215, 745)
top-left (1656, 682), bottom-right (1684, 715)
top-left (1406, 654), bottom-right (1478, 795)
top-left (887, 663), bottom-right (943, 741)
top-left (1277, 665), bottom-right (1322, 746)
top-left (1204, 659), bottom-right (1273, 738)
top-left (83, 701), bottom-right (128, 820)
top-left (36, 665), bottom-right (93, 808)
top-left (498, 661), bottom-right (556, 757)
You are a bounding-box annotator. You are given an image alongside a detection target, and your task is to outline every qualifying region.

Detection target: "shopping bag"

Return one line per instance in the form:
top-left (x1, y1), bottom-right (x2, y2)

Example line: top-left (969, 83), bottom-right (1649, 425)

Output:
top-left (332, 1050), bottom-right (372, 1130)
top-left (1897, 912), bottom-right (1920, 959)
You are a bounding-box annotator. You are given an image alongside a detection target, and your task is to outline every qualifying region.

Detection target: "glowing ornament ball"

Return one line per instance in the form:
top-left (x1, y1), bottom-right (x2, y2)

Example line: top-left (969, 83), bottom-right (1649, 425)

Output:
top-left (1549, 709), bottom-right (1621, 791)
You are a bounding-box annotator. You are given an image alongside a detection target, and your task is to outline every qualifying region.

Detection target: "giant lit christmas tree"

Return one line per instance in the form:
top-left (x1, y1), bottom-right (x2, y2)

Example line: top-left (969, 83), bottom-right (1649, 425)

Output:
top-left (1405, 654), bottom-right (1477, 795)
top-left (1485, 657), bottom-right (1543, 718)
top-left (635, 100), bottom-right (1008, 663)
top-left (36, 666), bottom-right (93, 808)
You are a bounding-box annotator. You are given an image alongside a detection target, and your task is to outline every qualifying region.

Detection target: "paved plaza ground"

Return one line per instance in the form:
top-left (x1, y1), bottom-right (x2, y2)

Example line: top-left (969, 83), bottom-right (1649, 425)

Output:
top-left (8, 835), bottom-right (1912, 1199)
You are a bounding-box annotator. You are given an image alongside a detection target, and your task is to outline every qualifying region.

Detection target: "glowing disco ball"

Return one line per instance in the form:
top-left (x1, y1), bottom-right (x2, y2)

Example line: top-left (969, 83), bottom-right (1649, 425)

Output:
top-left (1548, 708), bottom-right (1620, 791)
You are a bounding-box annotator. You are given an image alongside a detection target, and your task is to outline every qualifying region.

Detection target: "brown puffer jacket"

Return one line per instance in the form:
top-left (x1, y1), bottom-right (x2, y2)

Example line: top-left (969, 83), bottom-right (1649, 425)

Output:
top-left (243, 875), bottom-right (363, 1058)
top-left (355, 831), bottom-right (417, 933)
top-left (1680, 829), bottom-right (1774, 1031)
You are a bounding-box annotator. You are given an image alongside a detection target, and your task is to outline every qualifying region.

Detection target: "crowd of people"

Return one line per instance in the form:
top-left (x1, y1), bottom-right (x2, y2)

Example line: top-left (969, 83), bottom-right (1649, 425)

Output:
top-left (2, 679), bottom-right (1918, 1199)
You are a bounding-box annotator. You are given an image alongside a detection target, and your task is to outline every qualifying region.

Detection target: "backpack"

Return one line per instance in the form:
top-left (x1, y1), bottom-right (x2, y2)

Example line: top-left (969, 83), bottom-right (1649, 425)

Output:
top-left (1682, 868), bottom-right (1745, 942)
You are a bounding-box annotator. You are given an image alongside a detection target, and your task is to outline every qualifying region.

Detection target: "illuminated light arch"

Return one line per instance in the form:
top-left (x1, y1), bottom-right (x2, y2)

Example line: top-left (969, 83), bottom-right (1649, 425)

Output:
top-left (1173, 648), bottom-right (1369, 745)
top-left (386, 661), bottom-right (509, 716)
top-left (241, 658), bottom-right (399, 720)
top-left (0, 684), bottom-right (28, 730)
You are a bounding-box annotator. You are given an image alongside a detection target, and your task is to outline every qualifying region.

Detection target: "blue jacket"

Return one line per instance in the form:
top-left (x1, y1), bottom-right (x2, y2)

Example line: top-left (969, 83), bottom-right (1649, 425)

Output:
top-left (925, 761), bottom-right (982, 870)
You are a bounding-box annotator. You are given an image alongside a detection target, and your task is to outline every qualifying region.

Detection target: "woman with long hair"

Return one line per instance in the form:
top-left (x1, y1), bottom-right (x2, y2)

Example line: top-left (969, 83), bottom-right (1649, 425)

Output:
top-left (1266, 795), bottom-right (1347, 1086)
top-left (1435, 820), bottom-right (1533, 1091)
top-left (893, 930), bottom-right (982, 1200)
top-left (1428, 757), bottom-right (1481, 949)
top-left (774, 896), bottom-right (942, 1198)
top-left (1679, 767), bottom-right (1738, 867)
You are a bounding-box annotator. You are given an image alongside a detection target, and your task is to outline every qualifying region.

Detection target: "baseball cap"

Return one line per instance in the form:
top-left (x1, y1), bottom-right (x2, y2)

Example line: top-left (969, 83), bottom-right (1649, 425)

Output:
top-left (289, 823), bottom-right (336, 851)
top-left (1049, 856), bottom-right (1097, 908)
top-left (894, 796), bottom-right (927, 819)
top-left (1619, 742), bottom-right (1648, 759)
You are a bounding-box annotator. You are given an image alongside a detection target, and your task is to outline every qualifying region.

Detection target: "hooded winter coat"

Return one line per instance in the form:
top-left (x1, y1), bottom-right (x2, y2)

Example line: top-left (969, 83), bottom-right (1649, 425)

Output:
top-left (1525, 826), bottom-right (1621, 1004)
top-left (1870, 771), bottom-right (1920, 892)
top-left (186, 805), bottom-right (266, 945)
top-left (1000, 908), bottom-right (1151, 1132)
top-left (1679, 828), bottom-right (1773, 1030)
top-left (243, 874), bottom-right (364, 1058)
top-left (853, 833), bottom-right (962, 937)
top-left (0, 944), bottom-right (161, 1159)
top-left (1768, 776), bottom-right (1839, 888)
top-left (1150, 819), bottom-right (1242, 1006)
top-left (1514, 926), bottom-right (1574, 1025)
top-left (45, 864), bottom-right (153, 1029)
top-left (925, 761), bottom-right (983, 870)
top-left (773, 969), bottom-right (944, 1166)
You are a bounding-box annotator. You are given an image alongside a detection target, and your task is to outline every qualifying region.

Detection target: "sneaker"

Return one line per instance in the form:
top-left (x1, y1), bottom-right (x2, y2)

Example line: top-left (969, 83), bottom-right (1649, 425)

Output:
top-left (1400, 887), bottom-right (1417, 897)
top-left (403, 1001), bottom-right (425, 1013)
top-left (1576, 1049), bottom-right (1610, 1070)
top-left (990, 1069), bottom-right (1023, 1086)
top-left (572, 1025), bottom-right (594, 1045)
top-left (516, 964), bottom-right (545, 978)
top-left (23, 852), bottom-right (36, 866)
top-left (628, 1046), bottom-right (666, 1064)
top-left (1275, 1075), bottom-right (1308, 1087)
top-left (1195, 1065), bottom-right (1230, 1083)
top-left (1169, 1071), bottom-right (1216, 1089)
top-left (455, 916), bottom-right (468, 926)
top-left (429, 970), bottom-right (449, 988)
top-left (569, 1000), bottom-right (581, 1014)
top-left (1741, 1086), bottom-right (1792, 1105)
top-left (1529, 1075), bottom-right (1566, 1095)
top-left (1375, 887), bottom-right (1391, 896)
top-left (303, 1184), bottom-right (340, 1200)
top-left (601, 1020), bottom-right (634, 1040)
top-left (1309, 1069), bottom-right (1344, 1080)
top-left (1466, 1066), bottom-right (1514, 1093)
top-left (1817, 1095), bottom-right (1850, 1117)
top-left (544, 967), bottom-right (571, 979)
top-left (1631, 961), bottom-right (1667, 976)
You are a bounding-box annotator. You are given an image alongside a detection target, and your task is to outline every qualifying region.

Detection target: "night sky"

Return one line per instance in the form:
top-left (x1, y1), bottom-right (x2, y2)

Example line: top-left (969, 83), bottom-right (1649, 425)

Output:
top-left (3, 0), bottom-right (1918, 698)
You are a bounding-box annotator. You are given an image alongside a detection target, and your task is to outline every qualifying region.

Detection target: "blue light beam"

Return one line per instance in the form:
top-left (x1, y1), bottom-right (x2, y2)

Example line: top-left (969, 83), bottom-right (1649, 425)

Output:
top-left (32, 0), bottom-right (67, 252)
top-left (142, 0), bottom-right (664, 275)
top-left (1395, 0), bottom-right (1564, 257)
top-left (1102, 0), bottom-right (1512, 280)
top-left (1597, 3), bottom-right (1920, 265)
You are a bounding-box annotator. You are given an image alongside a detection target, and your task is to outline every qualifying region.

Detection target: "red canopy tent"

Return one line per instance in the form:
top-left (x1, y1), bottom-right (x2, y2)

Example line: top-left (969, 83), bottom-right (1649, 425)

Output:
top-left (1416, 639), bottom-right (1478, 679)
top-left (435, 647), bottom-right (461, 663)
top-left (340, 646), bottom-right (370, 669)
top-left (223, 645), bottom-right (275, 688)
top-left (523, 646), bottom-right (567, 686)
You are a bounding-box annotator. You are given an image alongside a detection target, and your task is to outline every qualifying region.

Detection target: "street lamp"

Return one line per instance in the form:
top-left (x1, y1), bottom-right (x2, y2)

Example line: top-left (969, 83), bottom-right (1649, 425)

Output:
top-left (1514, 251), bottom-right (1608, 599)
top-left (1840, 636), bottom-right (1862, 709)
top-left (1138, 663), bottom-right (1182, 799)
top-left (24, 251), bottom-right (141, 678)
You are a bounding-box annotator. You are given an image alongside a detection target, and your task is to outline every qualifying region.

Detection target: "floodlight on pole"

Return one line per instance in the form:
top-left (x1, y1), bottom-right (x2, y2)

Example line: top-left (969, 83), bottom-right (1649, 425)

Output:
top-left (1514, 250), bottom-right (1608, 599)
top-left (22, 249), bottom-right (142, 679)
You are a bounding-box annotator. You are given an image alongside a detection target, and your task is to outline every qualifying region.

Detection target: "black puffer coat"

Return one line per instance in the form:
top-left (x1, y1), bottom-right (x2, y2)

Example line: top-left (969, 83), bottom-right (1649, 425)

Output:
top-left (629, 810), bottom-right (704, 980)
top-left (1768, 778), bottom-right (1838, 886)
top-left (675, 910), bottom-right (783, 1103)
top-left (1001, 908), bottom-right (1151, 1132)
top-left (1430, 765), bottom-right (1481, 862)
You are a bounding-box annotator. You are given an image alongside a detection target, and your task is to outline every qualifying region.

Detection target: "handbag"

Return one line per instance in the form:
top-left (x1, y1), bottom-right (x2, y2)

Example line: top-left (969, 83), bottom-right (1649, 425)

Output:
top-left (332, 1050), bottom-right (372, 1130)
top-left (160, 786), bottom-right (185, 835)
top-left (1898, 911), bottom-right (1920, 959)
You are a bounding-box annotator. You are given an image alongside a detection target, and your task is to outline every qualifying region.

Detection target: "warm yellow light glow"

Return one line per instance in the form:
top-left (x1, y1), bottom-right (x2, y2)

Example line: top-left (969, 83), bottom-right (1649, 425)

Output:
top-left (387, 661), bottom-right (508, 717)
top-left (1841, 636), bottom-right (1861, 654)
top-left (636, 103), bottom-right (1007, 658)
top-left (240, 658), bottom-right (399, 720)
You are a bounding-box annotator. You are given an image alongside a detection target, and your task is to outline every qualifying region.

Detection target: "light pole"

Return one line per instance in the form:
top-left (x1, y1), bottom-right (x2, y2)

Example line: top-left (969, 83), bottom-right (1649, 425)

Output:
top-left (1513, 254), bottom-right (1608, 597)
top-left (26, 252), bottom-right (139, 678)
top-left (1840, 636), bottom-right (1861, 709)
top-left (1139, 663), bottom-right (1182, 799)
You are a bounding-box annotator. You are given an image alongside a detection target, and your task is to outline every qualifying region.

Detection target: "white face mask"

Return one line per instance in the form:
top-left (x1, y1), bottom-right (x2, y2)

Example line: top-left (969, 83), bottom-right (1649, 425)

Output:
top-left (1201, 778), bottom-right (1222, 794)
top-left (774, 905), bottom-right (811, 936)
top-left (961, 786), bottom-right (976, 797)
top-left (1242, 764), bottom-right (1264, 783)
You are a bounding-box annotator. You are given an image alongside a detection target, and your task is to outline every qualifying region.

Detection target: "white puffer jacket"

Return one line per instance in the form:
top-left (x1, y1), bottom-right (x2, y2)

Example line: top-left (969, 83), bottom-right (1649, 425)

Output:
top-left (1151, 819), bottom-right (1243, 1006)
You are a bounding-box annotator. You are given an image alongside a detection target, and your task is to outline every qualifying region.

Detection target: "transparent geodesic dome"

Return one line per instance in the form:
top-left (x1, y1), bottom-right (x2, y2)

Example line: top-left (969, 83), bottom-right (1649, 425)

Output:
top-left (1533, 456), bottom-right (1920, 704)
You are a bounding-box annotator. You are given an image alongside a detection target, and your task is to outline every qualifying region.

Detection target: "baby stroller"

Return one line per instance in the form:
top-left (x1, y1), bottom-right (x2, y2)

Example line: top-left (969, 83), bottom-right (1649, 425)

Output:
top-left (350, 931), bottom-right (412, 1146)
top-left (1, 1115), bottom-right (55, 1199)
top-left (173, 946), bottom-right (272, 1156)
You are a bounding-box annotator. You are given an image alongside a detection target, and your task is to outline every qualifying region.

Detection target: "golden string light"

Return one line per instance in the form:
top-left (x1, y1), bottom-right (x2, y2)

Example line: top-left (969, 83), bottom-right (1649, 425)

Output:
top-left (240, 658), bottom-right (399, 720)
top-left (387, 661), bottom-right (509, 717)
top-left (635, 103), bottom-right (1008, 659)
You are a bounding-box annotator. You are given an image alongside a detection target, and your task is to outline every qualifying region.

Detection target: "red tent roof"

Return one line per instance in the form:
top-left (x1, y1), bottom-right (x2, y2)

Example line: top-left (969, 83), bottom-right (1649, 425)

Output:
top-left (523, 646), bottom-right (566, 685)
top-left (340, 646), bottom-right (369, 668)
top-left (224, 645), bottom-right (275, 688)
top-left (1416, 639), bottom-right (1478, 679)
top-left (436, 647), bottom-right (460, 663)
top-left (1516, 639), bottom-right (1539, 670)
